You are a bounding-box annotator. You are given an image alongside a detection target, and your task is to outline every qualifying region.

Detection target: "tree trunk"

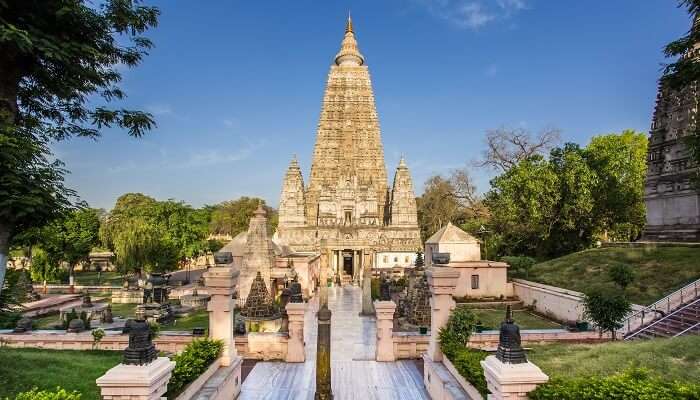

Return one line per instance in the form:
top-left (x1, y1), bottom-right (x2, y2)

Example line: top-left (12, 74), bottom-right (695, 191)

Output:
top-left (0, 221), bottom-right (11, 296)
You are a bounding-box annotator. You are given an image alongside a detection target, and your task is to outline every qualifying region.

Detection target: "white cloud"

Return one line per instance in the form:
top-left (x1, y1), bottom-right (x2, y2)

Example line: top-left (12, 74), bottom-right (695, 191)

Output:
top-left (416, 0), bottom-right (528, 30)
top-left (145, 104), bottom-right (173, 116)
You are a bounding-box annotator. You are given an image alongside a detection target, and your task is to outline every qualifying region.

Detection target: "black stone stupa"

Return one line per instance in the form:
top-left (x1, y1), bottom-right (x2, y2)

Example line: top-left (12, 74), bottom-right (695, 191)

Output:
top-left (495, 305), bottom-right (527, 364)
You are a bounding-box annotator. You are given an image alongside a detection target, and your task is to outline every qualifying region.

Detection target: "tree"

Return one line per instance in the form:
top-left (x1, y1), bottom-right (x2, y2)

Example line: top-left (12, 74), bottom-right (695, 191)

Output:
top-left (585, 131), bottom-right (648, 241)
top-left (608, 264), bottom-right (635, 289)
top-left (0, 0), bottom-right (160, 294)
top-left (40, 208), bottom-right (101, 279)
top-left (209, 197), bottom-right (277, 237)
top-left (583, 286), bottom-right (631, 340)
top-left (417, 175), bottom-right (464, 242)
top-left (474, 127), bottom-right (561, 172)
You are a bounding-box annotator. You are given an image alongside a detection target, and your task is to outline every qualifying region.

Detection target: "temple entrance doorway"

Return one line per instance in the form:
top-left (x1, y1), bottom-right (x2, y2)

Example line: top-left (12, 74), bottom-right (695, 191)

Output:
top-left (342, 250), bottom-right (354, 276)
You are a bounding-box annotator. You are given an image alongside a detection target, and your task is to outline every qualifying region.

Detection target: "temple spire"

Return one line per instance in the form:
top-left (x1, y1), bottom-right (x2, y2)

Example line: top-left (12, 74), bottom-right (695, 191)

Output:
top-left (335, 15), bottom-right (364, 66)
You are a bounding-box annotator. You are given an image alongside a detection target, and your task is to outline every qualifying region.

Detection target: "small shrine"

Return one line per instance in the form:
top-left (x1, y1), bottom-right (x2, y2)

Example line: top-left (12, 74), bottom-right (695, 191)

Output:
top-left (135, 273), bottom-right (173, 323)
top-left (240, 271), bottom-right (281, 332)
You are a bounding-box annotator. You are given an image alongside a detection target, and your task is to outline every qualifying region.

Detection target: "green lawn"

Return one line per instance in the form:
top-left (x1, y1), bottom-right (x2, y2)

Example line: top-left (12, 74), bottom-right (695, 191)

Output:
top-left (108, 302), bottom-right (137, 319)
top-left (0, 348), bottom-right (121, 400)
top-left (525, 246), bottom-right (700, 305)
top-left (528, 336), bottom-right (700, 382)
top-left (72, 271), bottom-right (123, 286)
top-left (464, 307), bottom-right (562, 330)
top-left (32, 312), bottom-right (62, 329)
top-left (162, 309), bottom-right (209, 331)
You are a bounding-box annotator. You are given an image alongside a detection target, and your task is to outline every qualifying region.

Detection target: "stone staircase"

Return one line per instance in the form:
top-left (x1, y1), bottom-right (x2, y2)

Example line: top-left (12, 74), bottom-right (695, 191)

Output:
top-left (617, 277), bottom-right (700, 339)
top-left (624, 295), bottom-right (700, 340)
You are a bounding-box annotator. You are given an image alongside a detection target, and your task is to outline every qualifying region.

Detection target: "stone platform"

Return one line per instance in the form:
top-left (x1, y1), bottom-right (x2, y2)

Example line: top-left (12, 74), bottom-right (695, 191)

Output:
top-left (240, 286), bottom-right (429, 399)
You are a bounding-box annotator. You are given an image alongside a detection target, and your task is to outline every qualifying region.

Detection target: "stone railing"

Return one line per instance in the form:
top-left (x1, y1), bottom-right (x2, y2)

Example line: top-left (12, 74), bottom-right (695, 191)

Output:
top-left (511, 279), bottom-right (587, 324)
top-left (0, 331), bottom-right (194, 353)
top-left (392, 332), bottom-right (430, 359)
top-left (234, 332), bottom-right (289, 360)
top-left (618, 277), bottom-right (700, 337)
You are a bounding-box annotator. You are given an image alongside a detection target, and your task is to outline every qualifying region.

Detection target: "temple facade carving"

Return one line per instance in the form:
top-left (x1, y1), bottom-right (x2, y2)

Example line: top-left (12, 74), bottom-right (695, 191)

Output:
top-left (277, 16), bottom-right (421, 281)
top-left (643, 19), bottom-right (700, 241)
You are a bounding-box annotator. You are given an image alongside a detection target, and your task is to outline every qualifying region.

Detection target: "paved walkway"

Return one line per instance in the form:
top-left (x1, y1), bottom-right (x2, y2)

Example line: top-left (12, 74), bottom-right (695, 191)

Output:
top-left (240, 285), bottom-right (429, 400)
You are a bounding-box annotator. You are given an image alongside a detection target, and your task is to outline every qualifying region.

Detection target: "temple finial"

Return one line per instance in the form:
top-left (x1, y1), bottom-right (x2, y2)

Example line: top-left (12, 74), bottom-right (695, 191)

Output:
top-left (346, 11), bottom-right (353, 33)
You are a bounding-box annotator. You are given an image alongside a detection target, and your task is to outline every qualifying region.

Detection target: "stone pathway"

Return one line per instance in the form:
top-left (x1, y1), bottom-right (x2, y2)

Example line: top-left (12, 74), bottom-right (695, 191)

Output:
top-left (240, 285), bottom-right (429, 400)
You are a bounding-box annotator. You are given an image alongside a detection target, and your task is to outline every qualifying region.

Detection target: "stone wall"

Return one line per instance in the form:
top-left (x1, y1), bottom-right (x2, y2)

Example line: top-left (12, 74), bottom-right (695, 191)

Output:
top-left (467, 330), bottom-right (609, 350)
top-left (0, 332), bottom-right (194, 353)
top-left (511, 279), bottom-right (587, 324)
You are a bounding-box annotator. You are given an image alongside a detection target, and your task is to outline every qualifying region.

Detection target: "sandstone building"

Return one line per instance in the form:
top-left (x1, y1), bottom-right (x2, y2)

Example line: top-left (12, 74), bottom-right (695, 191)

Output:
top-left (276, 17), bottom-right (422, 282)
top-left (643, 19), bottom-right (700, 241)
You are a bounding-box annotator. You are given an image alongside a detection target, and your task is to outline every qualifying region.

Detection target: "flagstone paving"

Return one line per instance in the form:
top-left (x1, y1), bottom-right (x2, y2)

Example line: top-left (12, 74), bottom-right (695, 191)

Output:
top-left (240, 285), bottom-right (429, 399)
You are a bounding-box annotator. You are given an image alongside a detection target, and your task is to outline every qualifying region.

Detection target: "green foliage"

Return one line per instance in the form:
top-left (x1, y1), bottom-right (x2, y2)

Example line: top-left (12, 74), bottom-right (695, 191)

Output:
top-left (417, 176), bottom-right (464, 242)
top-left (530, 368), bottom-right (700, 400)
top-left (208, 197), bottom-right (277, 237)
top-left (30, 248), bottom-right (63, 283)
top-left (500, 256), bottom-right (536, 279)
top-left (167, 338), bottom-right (223, 398)
top-left (91, 328), bottom-right (105, 350)
top-left (371, 278), bottom-right (380, 300)
top-left (100, 194), bottom-right (212, 274)
top-left (62, 309), bottom-right (78, 330)
top-left (438, 307), bottom-right (477, 352)
top-left (583, 286), bottom-right (631, 339)
top-left (415, 251), bottom-right (424, 268)
top-left (79, 311), bottom-right (90, 330)
top-left (0, 269), bottom-right (31, 327)
top-left (486, 131), bottom-right (648, 258)
top-left (608, 263), bottom-right (635, 289)
top-left (443, 347), bottom-right (489, 397)
top-left (12, 387), bottom-right (82, 400)
top-left (0, 0), bottom-right (160, 295)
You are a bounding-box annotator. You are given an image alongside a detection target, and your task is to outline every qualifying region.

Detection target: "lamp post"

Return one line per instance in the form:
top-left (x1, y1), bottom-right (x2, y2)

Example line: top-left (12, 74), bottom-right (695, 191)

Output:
top-left (477, 225), bottom-right (491, 260)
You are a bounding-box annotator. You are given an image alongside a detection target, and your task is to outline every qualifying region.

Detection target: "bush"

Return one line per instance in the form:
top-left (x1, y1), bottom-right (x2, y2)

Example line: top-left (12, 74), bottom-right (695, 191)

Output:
top-left (446, 348), bottom-right (489, 397)
top-left (438, 307), bottom-right (477, 350)
top-left (608, 263), bottom-right (635, 289)
top-left (530, 368), bottom-right (700, 400)
top-left (13, 387), bottom-right (81, 400)
top-left (167, 338), bottom-right (223, 399)
top-left (501, 256), bottom-right (536, 279)
top-left (371, 278), bottom-right (380, 300)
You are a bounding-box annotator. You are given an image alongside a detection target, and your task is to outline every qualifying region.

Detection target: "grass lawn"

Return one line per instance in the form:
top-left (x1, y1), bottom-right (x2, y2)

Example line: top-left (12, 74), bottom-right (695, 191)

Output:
top-left (525, 246), bottom-right (700, 305)
top-left (32, 312), bottom-right (62, 329)
top-left (162, 309), bottom-right (209, 331)
top-left (465, 308), bottom-right (561, 330)
top-left (108, 302), bottom-right (136, 319)
top-left (528, 336), bottom-right (700, 383)
top-left (0, 348), bottom-right (121, 400)
top-left (72, 271), bottom-right (123, 286)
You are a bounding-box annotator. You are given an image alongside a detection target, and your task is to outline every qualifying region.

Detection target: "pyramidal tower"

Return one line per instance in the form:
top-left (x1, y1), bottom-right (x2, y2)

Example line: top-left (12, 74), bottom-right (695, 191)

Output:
top-left (277, 16), bottom-right (421, 280)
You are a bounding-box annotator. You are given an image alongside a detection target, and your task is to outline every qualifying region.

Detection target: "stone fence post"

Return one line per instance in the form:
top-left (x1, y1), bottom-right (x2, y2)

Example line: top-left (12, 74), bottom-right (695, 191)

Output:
top-left (426, 267), bottom-right (460, 362)
top-left (96, 358), bottom-right (175, 400)
top-left (286, 302), bottom-right (307, 362)
top-left (374, 300), bottom-right (396, 361)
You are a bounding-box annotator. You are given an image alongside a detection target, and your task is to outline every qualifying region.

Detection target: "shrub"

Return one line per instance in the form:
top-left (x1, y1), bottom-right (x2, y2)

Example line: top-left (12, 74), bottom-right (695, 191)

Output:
top-left (13, 387), bottom-right (81, 400)
top-left (371, 278), bottom-right (380, 300)
top-left (438, 307), bottom-right (477, 350)
top-left (530, 368), bottom-right (700, 400)
top-left (448, 348), bottom-right (489, 397)
top-left (62, 309), bottom-right (79, 329)
top-left (91, 328), bottom-right (105, 349)
top-left (608, 263), bottom-right (635, 289)
top-left (167, 338), bottom-right (223, 399)
top-left (583, 285), bottom-right (631, 340)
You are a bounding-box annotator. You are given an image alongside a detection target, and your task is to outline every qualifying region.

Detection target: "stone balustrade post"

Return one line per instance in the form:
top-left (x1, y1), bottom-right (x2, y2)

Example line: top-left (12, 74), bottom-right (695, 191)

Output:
top-left (481, 356), bottom-right (549, 400)
top-left (204, 263), bottom-right (238, 366)
top-left (96, 358), bottom-right (175, 400)
top-left (286, 302), bottom-right (307, 362)
top-left (426, 266), bottom-right (460, 362)
top-left (374, 300), bottom-right (396, 361)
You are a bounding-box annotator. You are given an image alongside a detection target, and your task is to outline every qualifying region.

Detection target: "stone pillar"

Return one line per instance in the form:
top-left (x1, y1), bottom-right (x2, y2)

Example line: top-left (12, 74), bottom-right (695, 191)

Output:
top-left (203, 259), bottom-right (238, 367)
top-left (374, 300), bottom-right (396, 362)
top-left (426, 267), bottom-right (460, 362)
top-left (320, 244), bottom-right (329, 306)
top-left (286, 302), bottom-right (307, 363)
top-left (481, 356), bottom-right (549, 400)
top-left (315, 306), bottom-right (333, 399)
top-left (96, 357), bottom-right (175, 400)
top-left (361, 249), bottom-right (374, 315)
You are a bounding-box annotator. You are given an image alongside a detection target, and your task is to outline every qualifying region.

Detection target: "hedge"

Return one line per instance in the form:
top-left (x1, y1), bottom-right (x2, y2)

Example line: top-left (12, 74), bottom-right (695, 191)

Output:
top-left (166, 338), bottom-right (223, 399)
top-left (530, 369), bottom-right (700, 400)
top-left (11, 387), bottom-right (81, 400)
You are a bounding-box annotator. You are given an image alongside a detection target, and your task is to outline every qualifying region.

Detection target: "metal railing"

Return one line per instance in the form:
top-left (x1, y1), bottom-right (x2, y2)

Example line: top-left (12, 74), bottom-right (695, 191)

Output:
top-left (618, 277), bottom-right (700, 337)
top-left (625, 297), bottom-right (700, 340)
top-left (674, 321), bottom-right (700, 337)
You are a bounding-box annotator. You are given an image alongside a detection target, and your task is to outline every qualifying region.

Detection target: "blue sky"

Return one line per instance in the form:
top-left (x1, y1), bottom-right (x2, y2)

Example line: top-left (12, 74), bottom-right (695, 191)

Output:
top-left (55, 0), bottom-right (690, 210)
